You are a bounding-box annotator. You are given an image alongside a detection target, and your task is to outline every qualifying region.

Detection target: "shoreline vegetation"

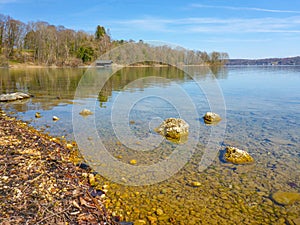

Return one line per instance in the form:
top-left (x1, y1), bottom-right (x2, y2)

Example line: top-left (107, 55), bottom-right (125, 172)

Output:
top-left (0, 110), bottom-right (120, 224)
top-left (0, 14), bottom-right (228, 68)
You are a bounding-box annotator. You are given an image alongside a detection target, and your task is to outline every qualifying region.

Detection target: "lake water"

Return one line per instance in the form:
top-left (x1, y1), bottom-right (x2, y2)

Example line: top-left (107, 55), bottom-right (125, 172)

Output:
top-left (1, 66), bottom-right (300, 224)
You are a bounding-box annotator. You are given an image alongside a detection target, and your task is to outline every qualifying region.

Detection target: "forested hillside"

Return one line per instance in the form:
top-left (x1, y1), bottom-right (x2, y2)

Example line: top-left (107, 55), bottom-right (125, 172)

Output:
top-left (227, 56), bottom-right (300, 66)
top-left (0, 14), bottom-right (229, 67)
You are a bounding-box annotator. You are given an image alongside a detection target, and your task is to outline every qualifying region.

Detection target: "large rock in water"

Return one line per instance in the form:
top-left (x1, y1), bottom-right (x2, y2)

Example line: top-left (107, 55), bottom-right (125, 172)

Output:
top-left (203, 112), bottom-right (222, 124)
top-left (272, 191), bottom-right (300, 205)
top-left (155, 118), bottom-right (189, 141)
top-left (79, 109), bottom-right (93, 116)
top-left (224, 146), bottom-right (254, 164)
top-left (0, 92), bottom-right (31, 102)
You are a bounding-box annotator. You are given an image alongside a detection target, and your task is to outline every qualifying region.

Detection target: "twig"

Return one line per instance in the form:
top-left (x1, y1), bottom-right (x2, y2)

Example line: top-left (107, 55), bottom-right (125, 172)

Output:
top-left (36, 205), bottom-right (72, 224)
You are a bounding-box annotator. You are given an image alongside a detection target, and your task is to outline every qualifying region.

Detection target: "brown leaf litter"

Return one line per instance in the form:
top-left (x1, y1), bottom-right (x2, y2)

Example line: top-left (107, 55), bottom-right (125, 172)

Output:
top-left (0, 110), bottom-right (119, 225)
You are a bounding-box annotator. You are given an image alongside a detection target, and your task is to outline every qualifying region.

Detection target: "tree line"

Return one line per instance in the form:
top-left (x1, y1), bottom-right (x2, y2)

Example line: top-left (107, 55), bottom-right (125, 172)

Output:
top-left (0, 14), bottom-right (229, 67)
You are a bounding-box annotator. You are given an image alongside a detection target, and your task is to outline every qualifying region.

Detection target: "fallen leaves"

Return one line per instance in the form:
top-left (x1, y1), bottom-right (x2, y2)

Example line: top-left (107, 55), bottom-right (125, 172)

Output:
top-left (0, 110), bottom-right (118, 225)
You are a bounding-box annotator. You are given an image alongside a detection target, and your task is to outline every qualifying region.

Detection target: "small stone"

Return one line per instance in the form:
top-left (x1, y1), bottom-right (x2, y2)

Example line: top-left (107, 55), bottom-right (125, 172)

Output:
top-left (2, 176), bottom-right (9, 182)
top-left (89, 174), bottom-right (96, 186)
top-left (130, 159), bottom-right (137, 165)
top-left (277, 218), bottom-right (286, 224)
top-left (292, 217), bottom-right (300, 225)
top-left (79, 109), bottom-right (93, 116)
top-left (102, 184), bottom-right (109, 189)
top-left (156, 208), bottom-right (164, 216)
top-left (134, 220), bottom-right (146, 225)
top-left (271, 191), bottom-right (300, 205)
top-left (157, 215), bottom-right (169, 221)
top-left (100, 194), bottom-right (106, 199)
top-left (35, 112), bottom-right (42, 118)
top-left (191, 181), bottom-right (201, 187)
top-left (224, 146), bottom-right (254, 164)
top-left (203, 112), bottom-right (222, 124)
top-left (52, 116), bottom-right (60, 121)
top-left (66, 143), bottom-right (73, 149)
top-left (147, 216), bottom-right (157, 223)
top-left (160, 189), bottom-right (167, 194)
top-left (82, 173), bottom-right (88, 178)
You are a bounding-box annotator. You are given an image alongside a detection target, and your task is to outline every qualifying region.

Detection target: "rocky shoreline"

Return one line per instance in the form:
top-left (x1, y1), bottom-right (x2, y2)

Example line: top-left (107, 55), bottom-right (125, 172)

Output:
top-left (0, 110), bottom-right (119, 224)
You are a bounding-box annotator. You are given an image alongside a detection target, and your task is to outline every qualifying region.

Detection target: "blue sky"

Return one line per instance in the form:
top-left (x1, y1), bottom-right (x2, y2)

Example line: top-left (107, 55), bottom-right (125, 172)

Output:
top-left (1, 0), bottom-right (300, 59)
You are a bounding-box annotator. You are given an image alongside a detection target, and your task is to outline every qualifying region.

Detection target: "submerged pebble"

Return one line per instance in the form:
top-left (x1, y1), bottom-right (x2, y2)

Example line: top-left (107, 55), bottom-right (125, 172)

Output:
top-left (271, 191), bottom-right (300, 205)
top-left (191, 181), bottom-right (201, 187)
top-left (156, 208), bottom-right (164, 216)
top-left (129, 159), bottom-right (137, 165)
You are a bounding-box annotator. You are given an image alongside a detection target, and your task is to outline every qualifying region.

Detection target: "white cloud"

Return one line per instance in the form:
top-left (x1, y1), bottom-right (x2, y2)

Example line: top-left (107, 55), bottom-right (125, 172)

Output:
top-left (107, 16), bottom-right (300, 34)
top-left (190, 4), bottom-right (300, 14)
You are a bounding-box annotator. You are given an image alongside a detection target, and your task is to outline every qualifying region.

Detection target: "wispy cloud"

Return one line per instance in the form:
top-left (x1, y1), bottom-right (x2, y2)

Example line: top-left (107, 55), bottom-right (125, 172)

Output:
top-left (190, 4), bottom-right (300, 14)
top-left (204, 38), bottom-right (273, 43)
top-left (107, 16), bottom-right (300, 34)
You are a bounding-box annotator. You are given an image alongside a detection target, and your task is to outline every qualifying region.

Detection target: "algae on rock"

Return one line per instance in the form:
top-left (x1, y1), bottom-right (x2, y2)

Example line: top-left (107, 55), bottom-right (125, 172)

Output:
top-left (224, 146), bottom-right (254, 164)
top-left (155, 118), bottom-right (189, 143)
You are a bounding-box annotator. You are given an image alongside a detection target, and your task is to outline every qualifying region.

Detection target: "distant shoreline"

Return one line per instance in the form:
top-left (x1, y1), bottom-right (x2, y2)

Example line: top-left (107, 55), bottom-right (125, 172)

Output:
top-left (2, 56), bottom-right (300, 69)
top-left (227, 56), bottom-right (300, 66)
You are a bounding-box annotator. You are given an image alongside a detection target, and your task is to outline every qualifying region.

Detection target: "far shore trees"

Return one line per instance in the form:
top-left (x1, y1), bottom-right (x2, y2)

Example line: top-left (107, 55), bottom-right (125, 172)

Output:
top-left (0, 14), bottom-right (229, 67)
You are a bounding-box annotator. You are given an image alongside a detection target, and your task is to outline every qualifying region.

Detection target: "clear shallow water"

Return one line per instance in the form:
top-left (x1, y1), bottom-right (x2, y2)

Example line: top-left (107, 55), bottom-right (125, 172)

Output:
top-left (1, 66), bottom-right (300, 224)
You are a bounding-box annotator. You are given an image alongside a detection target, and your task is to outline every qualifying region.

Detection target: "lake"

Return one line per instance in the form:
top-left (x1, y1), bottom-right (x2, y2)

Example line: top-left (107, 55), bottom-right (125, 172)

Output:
top-left (1, 66), bottom-right (300, 224)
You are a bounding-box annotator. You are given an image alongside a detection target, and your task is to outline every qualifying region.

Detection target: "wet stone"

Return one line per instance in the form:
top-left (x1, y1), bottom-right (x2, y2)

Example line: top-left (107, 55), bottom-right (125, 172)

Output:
top-left (79, 109), bottom-right (93, 116)
top-left (0, 92), bottom-right (31, 102)
top-left (155, 118), bottom-right (189, 142)
top-left (156, 208), bottom-right (164, 216)
top-left (35, 112), bottom-right (42, 118)
top-left (224, 146), bottom-right (254, 164)
top-left (271, 191), bottom-right (300, 205)
top-left (203, 112), bottom-right (222, 124)
top-left (52, 116), bottom-right (60, 121)
top-left (191, 181), bottom-right (201, 187)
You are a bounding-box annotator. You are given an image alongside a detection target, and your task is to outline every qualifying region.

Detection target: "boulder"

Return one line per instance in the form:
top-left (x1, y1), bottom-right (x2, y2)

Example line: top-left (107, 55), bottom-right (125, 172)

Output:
top-left (79, 109), bottom-right (93, 116)
top-left (203, 112), bottom-right (222, 124)
top-left (272, 191), bottom-right (300, 205)
top-left (0, 92), bottom-right (31, 102)
top-left (224, 146), bottom-right (254, 164)
top-left (155, 118), bottom-right (189, 141)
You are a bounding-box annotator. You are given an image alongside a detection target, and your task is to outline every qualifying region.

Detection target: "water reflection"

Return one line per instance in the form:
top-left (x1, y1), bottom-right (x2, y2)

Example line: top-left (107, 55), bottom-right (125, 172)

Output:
top-left (0, 66), bottom-right (228, 112)
top-left (0, 68), bottom-right (86, 112)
